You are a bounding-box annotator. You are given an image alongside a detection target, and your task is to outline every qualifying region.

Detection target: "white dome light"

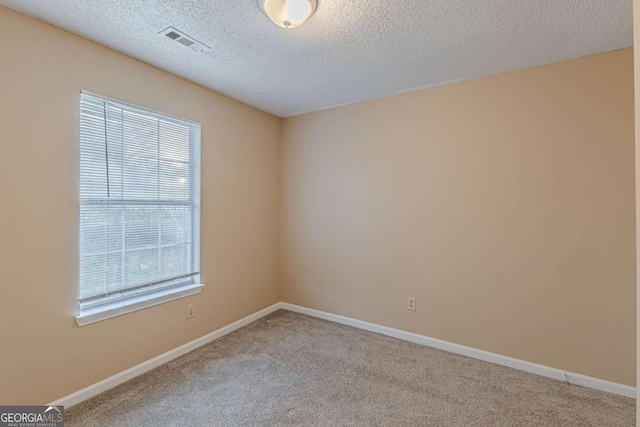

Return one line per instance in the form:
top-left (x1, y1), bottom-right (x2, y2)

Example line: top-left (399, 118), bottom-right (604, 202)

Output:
top-left (260, 0), bottom-right (318, 29)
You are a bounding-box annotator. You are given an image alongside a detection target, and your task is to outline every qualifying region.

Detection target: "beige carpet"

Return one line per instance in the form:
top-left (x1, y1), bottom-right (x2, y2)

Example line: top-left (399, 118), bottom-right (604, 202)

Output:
top-left (66, 310), bottom-right (634, 426)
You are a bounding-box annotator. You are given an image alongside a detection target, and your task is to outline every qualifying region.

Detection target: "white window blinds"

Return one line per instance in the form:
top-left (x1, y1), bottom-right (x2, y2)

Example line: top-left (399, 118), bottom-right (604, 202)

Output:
top-left (79, 92), bottom-right (201, 311)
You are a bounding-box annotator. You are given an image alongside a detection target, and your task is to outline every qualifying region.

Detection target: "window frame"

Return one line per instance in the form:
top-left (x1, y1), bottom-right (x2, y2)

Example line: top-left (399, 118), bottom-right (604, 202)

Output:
top-left (76, 91), bottom-right (203, 327)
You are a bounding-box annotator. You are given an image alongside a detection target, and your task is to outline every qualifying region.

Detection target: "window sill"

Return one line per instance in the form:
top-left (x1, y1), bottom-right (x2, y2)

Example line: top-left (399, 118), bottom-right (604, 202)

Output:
top-left (76, 283), bottom-right (204, 327)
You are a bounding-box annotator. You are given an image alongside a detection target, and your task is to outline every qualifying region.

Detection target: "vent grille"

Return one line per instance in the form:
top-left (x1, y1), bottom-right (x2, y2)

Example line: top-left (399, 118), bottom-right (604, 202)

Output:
top-left (165, 31), bottom-right (181, 40)
top-left (159, 27), bottom-right (210, 53)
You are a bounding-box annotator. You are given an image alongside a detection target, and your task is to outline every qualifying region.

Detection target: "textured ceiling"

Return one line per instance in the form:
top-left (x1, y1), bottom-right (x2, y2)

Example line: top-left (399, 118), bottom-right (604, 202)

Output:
top-left (1, 0), bottom-right (633, 117)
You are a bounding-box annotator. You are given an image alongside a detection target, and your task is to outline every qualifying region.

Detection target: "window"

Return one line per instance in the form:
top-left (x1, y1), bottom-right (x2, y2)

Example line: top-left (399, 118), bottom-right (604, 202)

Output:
top-left (77, 92), bottom-right (201, 326)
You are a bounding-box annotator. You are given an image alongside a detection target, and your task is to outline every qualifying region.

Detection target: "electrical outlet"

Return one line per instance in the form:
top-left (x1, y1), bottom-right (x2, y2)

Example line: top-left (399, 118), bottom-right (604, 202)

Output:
top-left (407, 296), bottom-right (416, 311)
top-left (186, 303), bottom-right (196, 319)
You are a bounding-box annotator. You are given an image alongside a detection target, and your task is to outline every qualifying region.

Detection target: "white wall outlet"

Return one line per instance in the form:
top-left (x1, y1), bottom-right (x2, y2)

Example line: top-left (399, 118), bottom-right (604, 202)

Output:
top-left (407, 296), bottom-right (416, 311)
top-left (186, 303), bottom-right (196, 319)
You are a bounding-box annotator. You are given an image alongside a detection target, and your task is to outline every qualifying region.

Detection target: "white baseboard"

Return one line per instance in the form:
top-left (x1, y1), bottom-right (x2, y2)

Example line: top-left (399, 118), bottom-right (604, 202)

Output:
top-left (280, 303), bottom-right (636, 399)
top-left (49, 303), bottom-right (282, 408)
top-left (50, 301), bottom-right (635, 408)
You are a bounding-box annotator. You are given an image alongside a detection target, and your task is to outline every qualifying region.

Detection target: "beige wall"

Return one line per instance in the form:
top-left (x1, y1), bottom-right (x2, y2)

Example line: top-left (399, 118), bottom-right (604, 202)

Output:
top-left (635, 0), bottom-right (640, 419)
top-left (0, 6), bottom-right (281, 404)
top-left (281, 49), bottom-right (636, 386)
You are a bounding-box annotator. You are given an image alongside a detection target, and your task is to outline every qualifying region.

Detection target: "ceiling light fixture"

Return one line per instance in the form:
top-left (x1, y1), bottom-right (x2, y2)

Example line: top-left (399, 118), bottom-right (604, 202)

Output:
top-left (259, 0), bottom-right (317, 29)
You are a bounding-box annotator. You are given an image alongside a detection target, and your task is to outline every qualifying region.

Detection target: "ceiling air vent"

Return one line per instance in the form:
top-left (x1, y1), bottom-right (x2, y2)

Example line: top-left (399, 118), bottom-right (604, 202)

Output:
top-left (159, 27), bottom-right (210, 53)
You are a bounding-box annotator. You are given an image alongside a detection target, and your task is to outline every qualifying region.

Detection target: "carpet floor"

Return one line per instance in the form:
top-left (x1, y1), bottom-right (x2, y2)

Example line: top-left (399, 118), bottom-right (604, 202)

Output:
top-left (66, 310), bottom-right (635, 426)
